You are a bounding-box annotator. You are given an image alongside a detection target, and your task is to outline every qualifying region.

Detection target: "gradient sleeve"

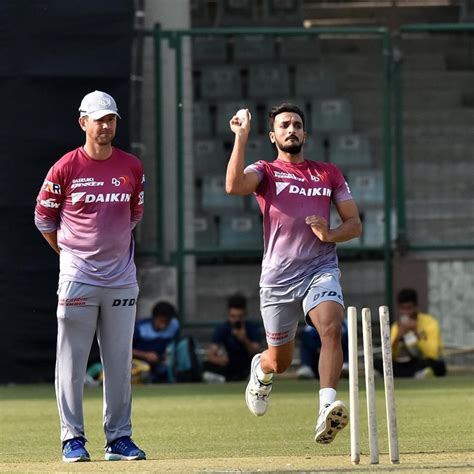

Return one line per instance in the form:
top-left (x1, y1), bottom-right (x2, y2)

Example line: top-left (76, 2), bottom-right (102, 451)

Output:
top-left (330, 164), bottom-right (353, 203)
top-left (130, 161), bottom-right (145, 229)
top-left (34, 164), bottom-right (65, 233)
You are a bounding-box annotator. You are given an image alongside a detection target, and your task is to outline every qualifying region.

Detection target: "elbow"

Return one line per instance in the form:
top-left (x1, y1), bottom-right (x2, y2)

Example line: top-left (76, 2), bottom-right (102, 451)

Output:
top-left (225, 181), bottom-right (239, 195)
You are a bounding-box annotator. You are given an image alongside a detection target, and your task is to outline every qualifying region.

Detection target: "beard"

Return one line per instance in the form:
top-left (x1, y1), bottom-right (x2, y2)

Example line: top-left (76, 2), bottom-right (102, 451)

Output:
top-left (274, 137), bottom-right (303, 155)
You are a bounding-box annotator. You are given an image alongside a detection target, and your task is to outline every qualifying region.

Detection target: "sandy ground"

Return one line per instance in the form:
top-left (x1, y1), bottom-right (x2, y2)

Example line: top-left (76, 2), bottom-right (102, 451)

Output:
top-left (0, 452), bottom-right (472, 473)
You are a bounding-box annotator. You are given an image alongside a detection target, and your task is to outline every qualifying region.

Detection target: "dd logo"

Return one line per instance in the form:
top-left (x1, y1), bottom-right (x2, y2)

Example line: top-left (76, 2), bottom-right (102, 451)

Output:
top-left (113, 299), bottom-right (136, 306)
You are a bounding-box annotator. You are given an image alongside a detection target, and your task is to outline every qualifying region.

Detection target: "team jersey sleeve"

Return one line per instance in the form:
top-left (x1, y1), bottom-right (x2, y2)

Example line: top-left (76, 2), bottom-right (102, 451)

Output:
top-left (130, 161), bottom-right (145, 229)
top-left (34, 164), bottom-right (66, 233)
top-left (329, 164), bottom-right (353, 203)
top-left (244, 160), bottom-right (266, 181)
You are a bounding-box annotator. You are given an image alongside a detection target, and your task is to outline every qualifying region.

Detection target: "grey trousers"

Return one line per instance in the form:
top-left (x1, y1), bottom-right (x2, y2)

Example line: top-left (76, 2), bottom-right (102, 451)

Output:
top-left (55, 281), bottom-right (139, 444)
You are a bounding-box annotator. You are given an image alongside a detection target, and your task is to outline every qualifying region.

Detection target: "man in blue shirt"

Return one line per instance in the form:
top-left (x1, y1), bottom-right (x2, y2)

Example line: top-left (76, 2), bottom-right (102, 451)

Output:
top-left (204, 294), bottom-right (262, 382)
top-left (133, 301), bottom-right (180, 382)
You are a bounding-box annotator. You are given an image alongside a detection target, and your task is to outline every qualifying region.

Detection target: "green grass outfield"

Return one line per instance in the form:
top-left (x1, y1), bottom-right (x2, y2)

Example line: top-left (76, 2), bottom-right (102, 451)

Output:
top-left (0, 375), bottom-right (472, 472)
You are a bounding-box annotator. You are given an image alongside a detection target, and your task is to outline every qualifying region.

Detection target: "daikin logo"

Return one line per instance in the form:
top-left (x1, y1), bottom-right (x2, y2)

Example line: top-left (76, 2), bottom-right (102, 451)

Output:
top-left (275, 182), bottom-right (290, 195)
top-left (275, 182), bottom-right (332, 197)
top-left (71, 192), bottom-right (131, 204)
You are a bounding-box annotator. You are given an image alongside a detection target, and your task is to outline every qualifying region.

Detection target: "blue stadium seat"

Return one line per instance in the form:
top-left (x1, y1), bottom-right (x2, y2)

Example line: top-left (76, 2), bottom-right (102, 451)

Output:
top-left (194, 214), bottom-right (219, 248)
top-left (311, 98), bottom-right (353, 133)
top-left (193, 102), bottom-right (213, 137)
top-left (279, 35), bottom-right (321, 61)
top-left (248, 65), bottom-right (290, 99)
top-left (219, 213), bottom-right (263, 249)
top-left (329, 133), bottom-right (371, 168)
top-left (216, 101), bottom-right (257, 136)
top-left (233, 35), bottom-right (275, 62)
top-left (295, 64), bottom-right (337, 98)
top-left (201, 175), bottom-right (245, 210)
top-left (347, 170), bottom-right (384, 206)
top-left (194, 139), bottom-right (227, 177)
top-left (201, 66), bottom-right (242, 100)
top-left (262, 0), bottom-right (304, 26)
top-left (192, 36), bottom-right (227, 63)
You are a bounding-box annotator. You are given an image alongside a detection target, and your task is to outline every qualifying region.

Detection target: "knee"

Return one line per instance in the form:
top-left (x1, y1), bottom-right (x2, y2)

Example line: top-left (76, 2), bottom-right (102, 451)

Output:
top-left (318, 320), bottom-right (342, 342)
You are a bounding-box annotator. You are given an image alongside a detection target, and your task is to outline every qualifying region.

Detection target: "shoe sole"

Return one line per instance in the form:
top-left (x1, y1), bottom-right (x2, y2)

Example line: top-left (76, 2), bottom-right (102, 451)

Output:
top-left (104, 453), bottom-right (146, 461)
top-left (314, 401), bottom-right (349, 444)
top-left (62, 455), bottom-right (90, 463)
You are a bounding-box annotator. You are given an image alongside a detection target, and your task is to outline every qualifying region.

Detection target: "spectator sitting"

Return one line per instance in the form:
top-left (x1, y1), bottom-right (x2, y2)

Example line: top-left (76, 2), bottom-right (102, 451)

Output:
top-left (132, 301), bottom-right (180, 383)
top-left (296, 320), bottom-right (349, 379)
top-left (375, 288), bottom-right (447, 379)
top-left (203, 294), bottom-right (263, 382)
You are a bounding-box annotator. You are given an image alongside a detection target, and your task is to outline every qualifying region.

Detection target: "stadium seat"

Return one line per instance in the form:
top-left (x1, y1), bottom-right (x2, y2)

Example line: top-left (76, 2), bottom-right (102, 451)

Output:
top-left (362, 208), bottom-right (396, 247)
top-left (303, 136), bottom-right (326, 162)
top-left (347, 170), bottom-right (384, 206)
top-left (248, 65), bottom-right (290, 99)
top-left (233, 35), bottom-right (275, 62)
top-left (295, 64), bottom-right (337, 98)
top-left (216, 0), bottom-right (258, 26)
top-left (190, 0), bottom-right (211, 27)
top-left (262, 0), bottom-right (304, 26)
top-left (201, 175), bottom-right (245, 210)
top-left (216, 101), bottom-right (257, 136)
top-left (193, 102), bottom-right (213, 137)
top-left (201, 66), bottom-right (242, 100)
top-left (246, 135), bottom-right (276, 164)
top-left (192, 36), bottom-right (227, 63)
top-left (194, 139), bottom-right (227, 177)
top-left (279, 35), bottom-right (321, 61)
top-left (219, 213), bottom-right (263, 249)
top-left (311, 98), bottom-right (353, 133)
top-left (194, 214), bottom-right (219, 248)
top-left (329, 133), bottom-right (371, 168)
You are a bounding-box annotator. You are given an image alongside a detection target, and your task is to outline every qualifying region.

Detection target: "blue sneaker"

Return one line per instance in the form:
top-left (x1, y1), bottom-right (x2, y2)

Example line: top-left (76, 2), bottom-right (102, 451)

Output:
top-left (104, 436), bottom-right (146, 461)
top-left (62, 437), bottom-right (90, 463)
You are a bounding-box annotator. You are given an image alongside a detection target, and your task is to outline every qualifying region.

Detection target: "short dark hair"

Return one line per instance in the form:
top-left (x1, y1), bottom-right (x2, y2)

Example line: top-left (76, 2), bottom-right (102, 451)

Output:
top-left (268, 103), bottom-right (305, 131)
top-left (152, 301), bottom-right (177, 320)
top-left (227, 293), bottom-right (247, 310)
top-left (397, 288), bottom-right (418, 305)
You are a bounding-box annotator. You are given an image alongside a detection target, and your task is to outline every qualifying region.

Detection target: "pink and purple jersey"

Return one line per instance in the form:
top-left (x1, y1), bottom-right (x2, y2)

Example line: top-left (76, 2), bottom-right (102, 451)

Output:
top-left (34, 147), bottom-right (145, 287)
top-left (246, 159), bottom-right (352, 287)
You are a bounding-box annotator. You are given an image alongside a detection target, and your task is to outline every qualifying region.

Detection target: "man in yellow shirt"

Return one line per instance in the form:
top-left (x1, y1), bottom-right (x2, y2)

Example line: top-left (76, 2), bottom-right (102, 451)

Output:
top-left (377, 288), bottom-right (447, 378)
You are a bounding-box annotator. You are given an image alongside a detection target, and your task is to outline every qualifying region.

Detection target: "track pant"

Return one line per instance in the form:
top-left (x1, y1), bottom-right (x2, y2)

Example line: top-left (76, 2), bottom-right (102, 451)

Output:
top-left (55, 281), bottom-right (139, 444)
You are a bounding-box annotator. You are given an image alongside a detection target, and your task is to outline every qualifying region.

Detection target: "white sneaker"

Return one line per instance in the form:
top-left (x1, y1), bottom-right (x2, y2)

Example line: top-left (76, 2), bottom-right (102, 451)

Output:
top-left (296, 365), bottom-right (315, 379)
top-left (314, 400), bottom-right (349, 444)
top-left (245, 354), bottom-right (272, 416)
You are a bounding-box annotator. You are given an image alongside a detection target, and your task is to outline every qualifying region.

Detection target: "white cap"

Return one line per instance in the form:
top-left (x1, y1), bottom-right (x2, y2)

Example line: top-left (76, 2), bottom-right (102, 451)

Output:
top-left (79, 90), bottom-right (121, 119)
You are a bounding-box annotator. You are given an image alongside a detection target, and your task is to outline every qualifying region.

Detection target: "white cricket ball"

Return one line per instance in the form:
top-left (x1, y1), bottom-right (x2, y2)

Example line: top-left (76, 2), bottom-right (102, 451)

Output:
top-left (236, 108), bottom-right (251, 123)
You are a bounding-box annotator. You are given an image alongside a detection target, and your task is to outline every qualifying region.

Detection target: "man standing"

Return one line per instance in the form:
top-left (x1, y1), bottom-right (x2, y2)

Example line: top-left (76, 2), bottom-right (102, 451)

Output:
top-left (226, 104), bottom-right (362, 444)
top-left (204, 293), bottom-right (262, 382)
top-left (35, 91), bottom-right (146, 462)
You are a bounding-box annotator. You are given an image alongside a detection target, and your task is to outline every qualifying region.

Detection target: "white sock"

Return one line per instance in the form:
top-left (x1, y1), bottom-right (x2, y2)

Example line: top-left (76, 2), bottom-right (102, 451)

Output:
top-left (256, 363), bottom-right (273, 384)
top-left (319, 388), bottom-right (337, 410)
